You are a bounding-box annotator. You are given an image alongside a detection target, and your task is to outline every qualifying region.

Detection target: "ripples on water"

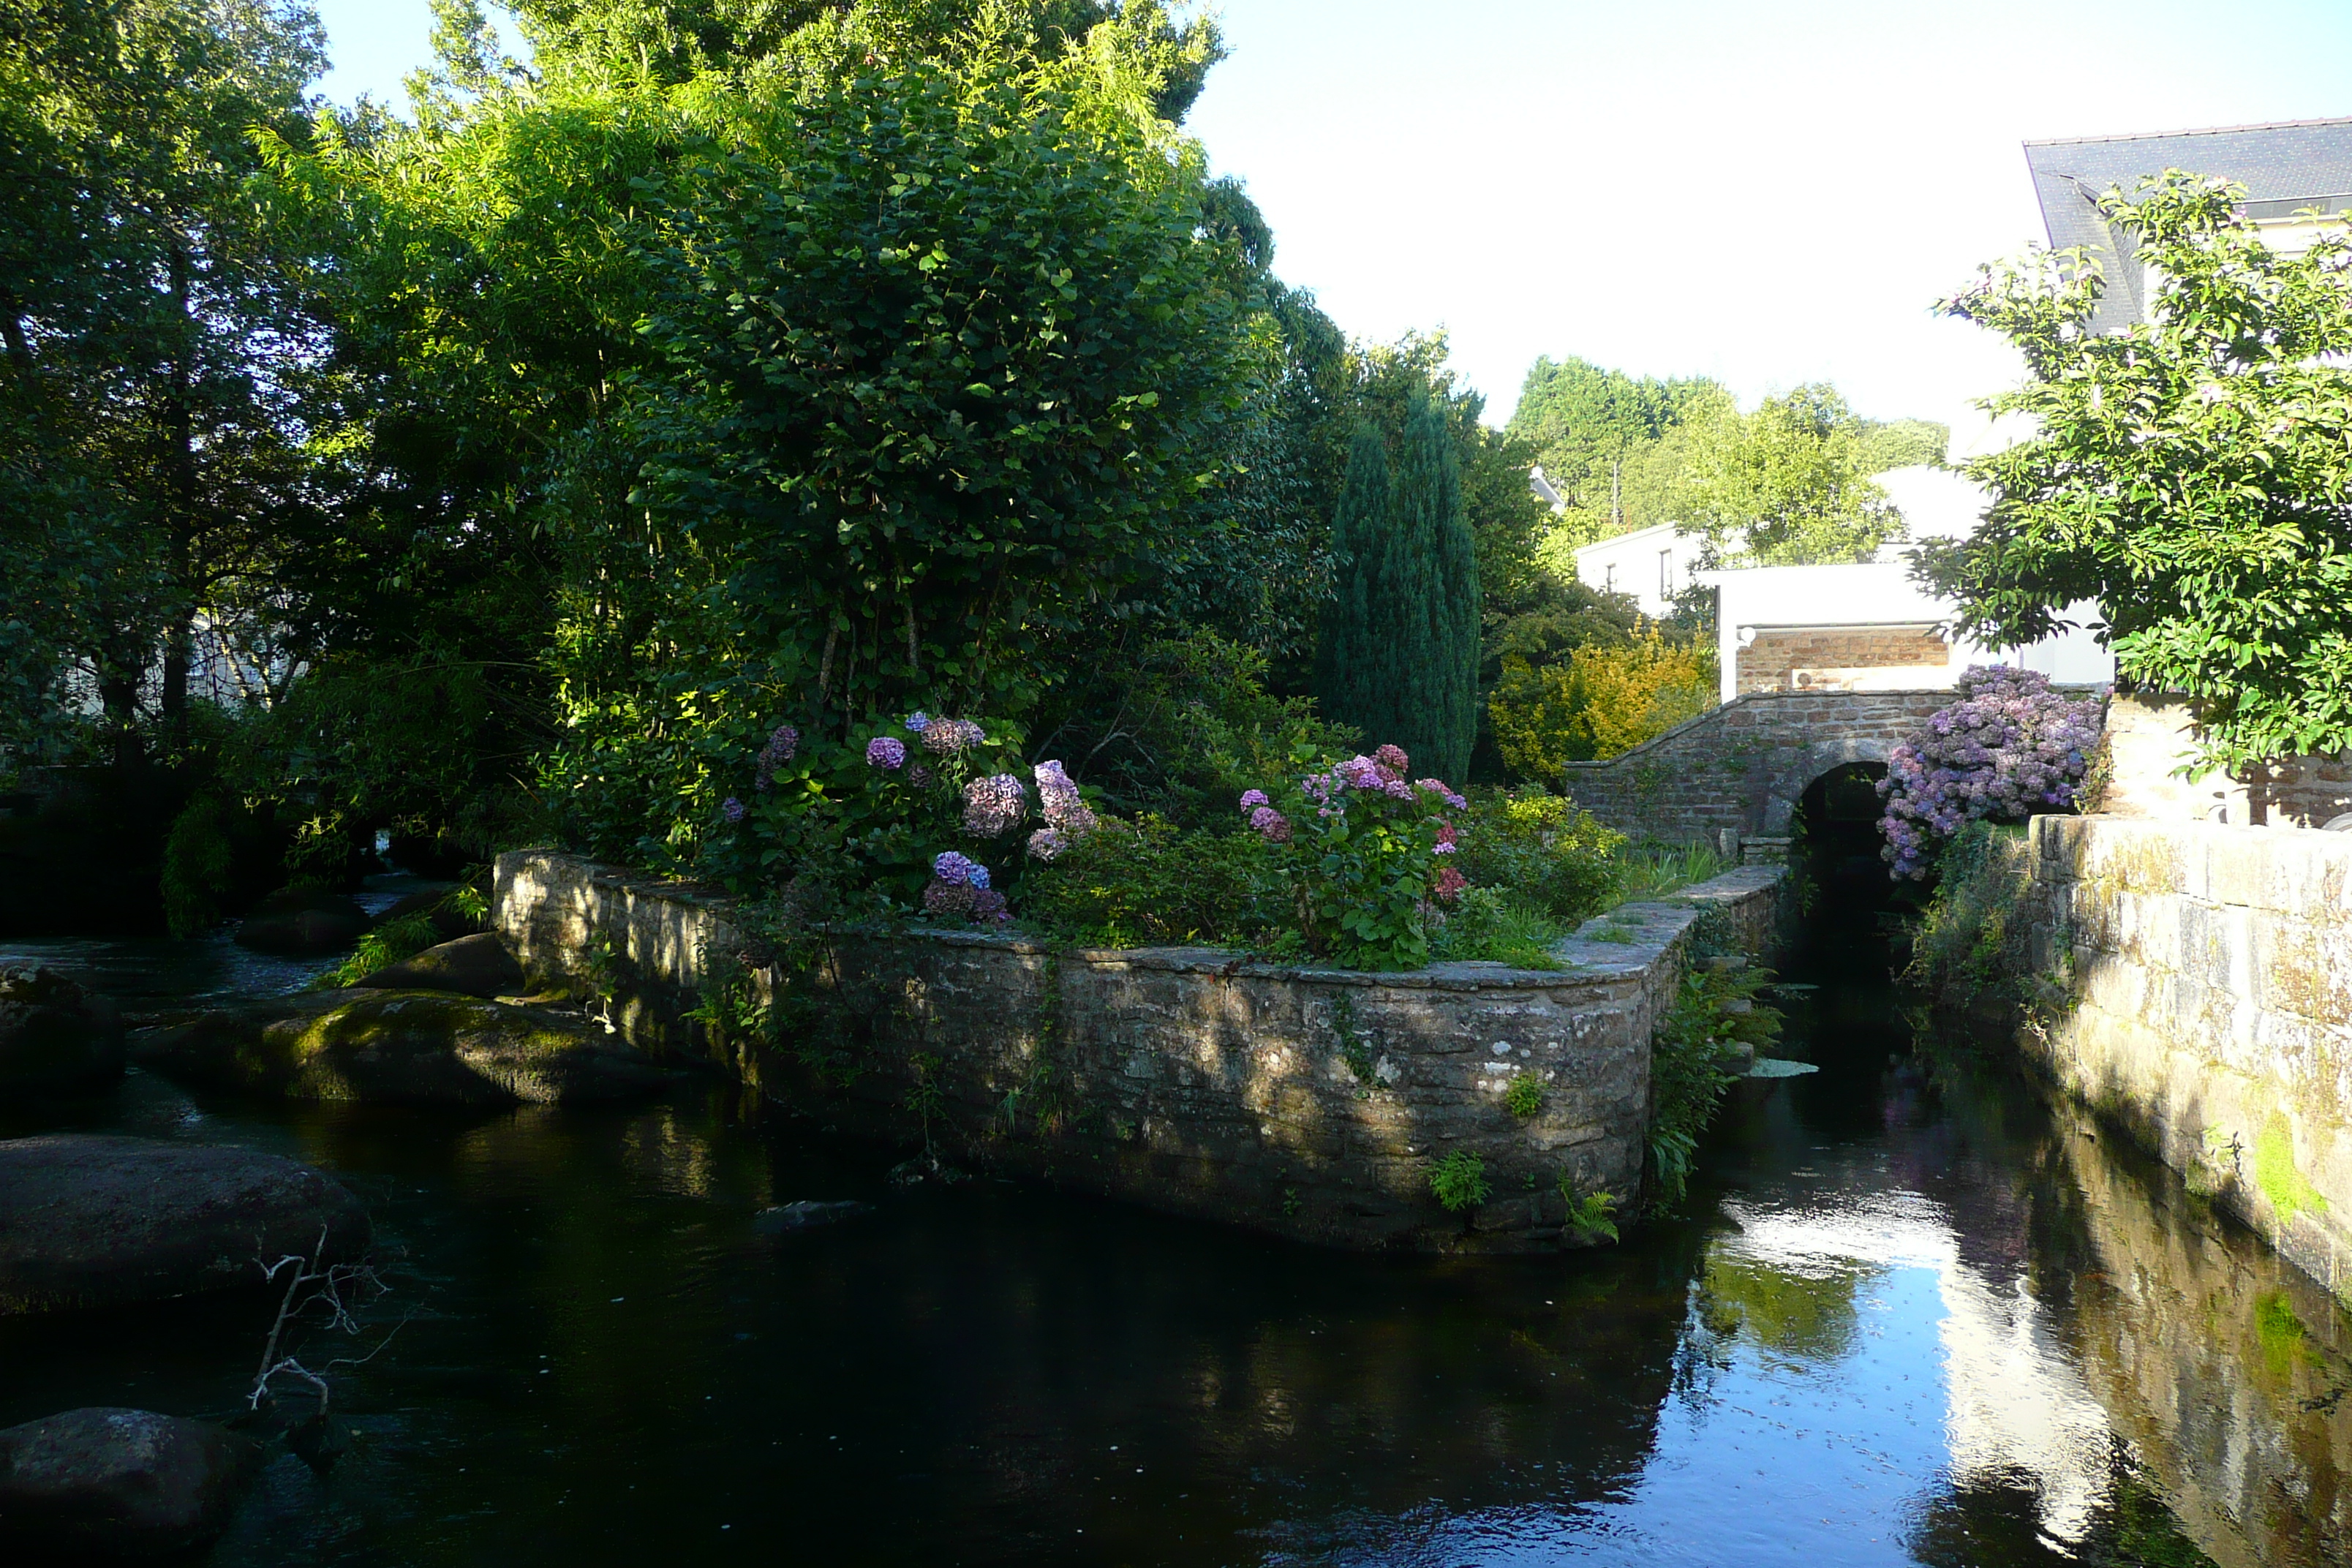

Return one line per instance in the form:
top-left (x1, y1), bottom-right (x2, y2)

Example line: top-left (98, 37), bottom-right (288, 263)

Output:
top-left (2, 919), bottom-right (2348, 1566)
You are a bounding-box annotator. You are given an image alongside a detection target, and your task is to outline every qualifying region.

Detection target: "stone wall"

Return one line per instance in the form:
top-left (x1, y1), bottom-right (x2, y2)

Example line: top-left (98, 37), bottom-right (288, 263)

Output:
top-left (2100, 694), bottom-right (2352, 829)
top-left (493, 850), bottom-right (1787, 1255)
top-left (1735, 627), bottom-right (1950, 695)
top-left (2015, 814), bottom-right (2352, 1302)
top-left (1559, 687), bottom-right (1961, 842)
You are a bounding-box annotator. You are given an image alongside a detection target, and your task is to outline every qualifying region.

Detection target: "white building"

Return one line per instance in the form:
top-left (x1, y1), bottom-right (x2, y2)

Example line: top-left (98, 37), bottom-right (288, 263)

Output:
top-left (1568, 521), bottom-right (1712, 620)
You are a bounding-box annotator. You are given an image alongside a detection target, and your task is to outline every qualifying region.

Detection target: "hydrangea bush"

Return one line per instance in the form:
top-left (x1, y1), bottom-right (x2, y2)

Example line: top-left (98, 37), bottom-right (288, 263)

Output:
top-left (1877, 666), bottom-right (2106, 880)
top-left (1240, 742), bottom-right (1468, 969)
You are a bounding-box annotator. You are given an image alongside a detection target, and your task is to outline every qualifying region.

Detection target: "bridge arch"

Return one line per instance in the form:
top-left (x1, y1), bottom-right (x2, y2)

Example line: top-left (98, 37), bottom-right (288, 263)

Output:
top-left (1557, 688), bottom-right (1956, 846)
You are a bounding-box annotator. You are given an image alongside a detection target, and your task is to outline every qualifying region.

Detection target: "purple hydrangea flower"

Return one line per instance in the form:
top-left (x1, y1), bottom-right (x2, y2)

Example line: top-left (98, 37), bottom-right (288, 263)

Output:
top-left (723, 796), bottom-right (746, 823)
top-left (1249, 806), bottom-right (1292, 843)
top-left (1877, 665), bottom-right (2106, 880)
top-left (754, 725), bottom-right (799, 792)
top-left (1337, 755), bottom-right (1383, 791)
top-left (908, 764), bottom-right (933, 788)
top-left (921, 717), bottom-right (987, 755)
top-left (1028, 827), bottom-right (1071, 862)
top-left (905, 711), bottom-right (932, 732)
top-left (1414, 778), bottom-right (1468, 811)
top-left (1238, 788), bottom-right (1270, 811)
top-left (932, 850), bottom-right (982, 886)
top-left (1033, 760), bottom-right (1097, 835)
top-left (1373, 743), bottom-right (1409, 780)
top-left (866, 736), bottom-right (908, 769)
top-left (962, 773), bottom-right (1027, 837)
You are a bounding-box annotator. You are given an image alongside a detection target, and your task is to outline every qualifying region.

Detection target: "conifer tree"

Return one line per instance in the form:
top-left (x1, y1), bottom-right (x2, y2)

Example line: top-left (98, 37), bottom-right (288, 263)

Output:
top-left (1387, 394), bottom-right (1480, 781)
top-left (1314, 402), bottom-right (1481, 781)
top-left (1316, 426), bottom-right (1391, 736)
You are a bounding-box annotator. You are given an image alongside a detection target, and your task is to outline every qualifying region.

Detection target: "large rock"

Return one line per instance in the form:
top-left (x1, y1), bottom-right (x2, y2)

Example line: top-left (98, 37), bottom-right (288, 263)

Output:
top-left (350, 932), bottom-right (522, 998)
top-left (0, 1135), bottom-right (370, 1315)
top-left (132, 990), bottom-right (674, 1107)
top-left (233, 888), bottom-right (370, 957)
top-left (0, 1407), bottom-right (263, 1561)
top-left (0, 965), bottom-right (124, 1093)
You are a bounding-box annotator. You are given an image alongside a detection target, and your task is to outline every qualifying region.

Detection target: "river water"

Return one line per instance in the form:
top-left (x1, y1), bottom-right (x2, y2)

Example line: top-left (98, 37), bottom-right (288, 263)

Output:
top-left (3, 905), bottom-right (2349, 1567)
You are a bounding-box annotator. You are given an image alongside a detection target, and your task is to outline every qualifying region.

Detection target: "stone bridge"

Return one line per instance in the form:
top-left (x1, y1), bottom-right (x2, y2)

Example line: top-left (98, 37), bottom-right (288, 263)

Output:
top-left (1559, 688), bottom-right (1959, 844)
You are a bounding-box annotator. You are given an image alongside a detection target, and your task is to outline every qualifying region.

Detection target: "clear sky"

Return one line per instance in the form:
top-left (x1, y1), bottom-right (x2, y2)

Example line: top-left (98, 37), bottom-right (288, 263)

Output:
top-left (312, 0), bottom-right (2352, 445)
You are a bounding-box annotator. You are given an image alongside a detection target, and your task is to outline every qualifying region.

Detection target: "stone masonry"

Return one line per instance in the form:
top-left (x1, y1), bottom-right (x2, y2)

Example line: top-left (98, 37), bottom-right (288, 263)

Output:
top-left (2013, 815), bottom-right (2352, 1303)
top-left (1559, 687), bottom-right (1964, 843)
top-left (494, 850), bottom-right (1787, 1255)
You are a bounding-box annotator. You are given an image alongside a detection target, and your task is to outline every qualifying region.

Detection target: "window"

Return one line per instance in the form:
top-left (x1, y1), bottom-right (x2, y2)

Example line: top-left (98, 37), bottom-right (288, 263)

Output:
top-left (1603, 564), bottom-right (1616, 593)
top-left (1659, 549), bottom-right (1673, 601)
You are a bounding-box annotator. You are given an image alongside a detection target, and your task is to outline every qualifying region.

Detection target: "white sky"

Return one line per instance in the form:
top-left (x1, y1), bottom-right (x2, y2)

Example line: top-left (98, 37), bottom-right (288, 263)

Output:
top-left (314, 0), bottom-right (2352, 443)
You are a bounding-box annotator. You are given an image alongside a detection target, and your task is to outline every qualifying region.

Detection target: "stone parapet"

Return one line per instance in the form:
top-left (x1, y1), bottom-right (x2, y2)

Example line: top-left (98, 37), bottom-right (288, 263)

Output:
top-left (493, 850), bottom-right (1786, 1255)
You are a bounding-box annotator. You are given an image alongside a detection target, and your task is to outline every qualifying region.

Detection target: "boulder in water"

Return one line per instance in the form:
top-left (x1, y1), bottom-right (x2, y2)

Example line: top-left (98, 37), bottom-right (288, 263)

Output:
top-left (132, 990), bottom-right (674, 1108)
top-left (0, 1406), bottom-right (264, 1561)
top-left (0, 965), bottom-right (124, 1093)
top-left (233, 888), bottom-right (370, 957)
top-left (350, 932), bottom-right (522, 999)
top-left (0, 1134), bottom-right (370, 1316)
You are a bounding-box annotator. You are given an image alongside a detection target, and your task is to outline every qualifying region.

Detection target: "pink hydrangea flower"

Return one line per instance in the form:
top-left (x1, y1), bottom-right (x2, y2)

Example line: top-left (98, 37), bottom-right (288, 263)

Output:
top-left (962, 774), bottom-right (1026, 837)
top-left (1249, 805), bottom-right (1291, 843)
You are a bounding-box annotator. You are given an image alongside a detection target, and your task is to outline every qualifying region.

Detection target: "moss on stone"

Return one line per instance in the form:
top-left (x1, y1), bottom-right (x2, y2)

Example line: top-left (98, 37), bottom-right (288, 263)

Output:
top-left (2255, 1112), bottom-right (2329, 1224)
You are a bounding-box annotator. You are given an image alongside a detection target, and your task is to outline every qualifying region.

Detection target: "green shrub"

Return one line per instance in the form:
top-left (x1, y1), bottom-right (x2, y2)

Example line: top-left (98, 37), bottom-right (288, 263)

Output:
top-left (160, 795), bottom-right (235, 938)
top-left (1504, 1074), bottom-right (1546, 1117)
top-left (1019, 816), bottom-right (1284, 949)
top-left (1430, 1148), bottom-right (1491, 1212)
top-left (1648, 958), bottom-right (1783, 1211)
top-left (1428, 886), bottom-right (1566, 968)
top-left (313, 912), bottom-right (442, 989)
top-left (1901, 820), bottom-right (2035, 1009)
top-left (1617, 840), bottom-right (1732, 902)
top-left (1455, 789), bottom-right (1624, 924)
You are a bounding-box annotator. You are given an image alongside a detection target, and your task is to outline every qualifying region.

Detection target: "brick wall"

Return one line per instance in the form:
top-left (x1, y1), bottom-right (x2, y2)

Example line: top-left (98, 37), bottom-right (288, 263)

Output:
top-left (1736, 627), bottom-right (1950, 694)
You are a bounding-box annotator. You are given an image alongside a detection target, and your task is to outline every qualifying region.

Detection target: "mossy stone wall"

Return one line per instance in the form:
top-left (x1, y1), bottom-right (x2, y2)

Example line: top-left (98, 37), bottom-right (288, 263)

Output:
top-left (2019, 815), bottom-right (2352, 1302)
top-left (491, 850), bottom-right (1786, 1254)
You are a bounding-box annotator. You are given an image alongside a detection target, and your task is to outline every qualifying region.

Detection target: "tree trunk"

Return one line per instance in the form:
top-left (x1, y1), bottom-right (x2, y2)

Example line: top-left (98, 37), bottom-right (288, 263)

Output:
top-left (159, 242), bottom-right (197, 748)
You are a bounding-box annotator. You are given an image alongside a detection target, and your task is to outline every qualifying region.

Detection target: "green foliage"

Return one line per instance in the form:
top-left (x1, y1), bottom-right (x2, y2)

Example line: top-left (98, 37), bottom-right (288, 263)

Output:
top-left (1427, 886), bottom-right (1566, 970)
top-left (1681, 384), bottom-right (1904, 565)
top-left (1018, 816), bottom-right (1283, 948)
top-left (1899, 821), bottom-right (2035, 1009)
top-left (1239, 751), bottom-right (1463, 969)
top-left (1488, 625), bottom-right (1716, 775)
top-left (1452, 791), bottom-right (1625, 924)
top-left (1316, 396), bottom-right (1482, 784)
top-left (1503, 1074), bottom-right (1545, 1118)
top-left (539, 42), bottom-right (1262, 859)
top-left (1924, 171), bottom-right (2352, 771)
top-left (1561, 1183), bottom-right (1620, 1245)
top-left (1508, 355), bottom-right (1727, 527)
top-left (1429, 1148), bottom-right (1490, 1213)
top-left (1648, 957), bottom-right (1782, 1211)
top-left (1855, 417), bottom-right (1949, 472)
top-left (160, 794), bottom-right (236, 938)
top-left (1036, 630), bottom-right (1357, 832)
top-left (313, 912), bottom-right (442, 989)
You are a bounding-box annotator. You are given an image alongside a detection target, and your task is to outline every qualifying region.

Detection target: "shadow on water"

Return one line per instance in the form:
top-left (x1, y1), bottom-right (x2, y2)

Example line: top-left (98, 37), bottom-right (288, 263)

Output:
top-left (5, 889), bottom-right (2351, 1565)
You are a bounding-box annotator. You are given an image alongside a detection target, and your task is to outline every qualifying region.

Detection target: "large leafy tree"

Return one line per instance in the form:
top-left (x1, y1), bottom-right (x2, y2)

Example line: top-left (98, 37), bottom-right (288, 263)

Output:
top-left (1920, 171), bottom-right (2352, 768)
top-left (1679, 382), bottom-right (1903, 565)
top-left (0, 0), bottom-right (328, 765)
top-left (1508, 355), bottom-right (1725, 529)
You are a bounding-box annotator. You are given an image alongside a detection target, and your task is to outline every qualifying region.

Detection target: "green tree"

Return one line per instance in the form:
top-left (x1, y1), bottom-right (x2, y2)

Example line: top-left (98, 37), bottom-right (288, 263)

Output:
top-left (1857, 415), bottom-right (1948, 472)
top-left (0, 0), bottom-right (329, 765)
top-left (1681, 383), bottom-right (1902, 565)
top-left (1508, 355), bottom-right (1725, 529)
top-left (1318, 397), bottom-right (1477, 781)
top-left (1921, 171), bottom-right (2352, 769)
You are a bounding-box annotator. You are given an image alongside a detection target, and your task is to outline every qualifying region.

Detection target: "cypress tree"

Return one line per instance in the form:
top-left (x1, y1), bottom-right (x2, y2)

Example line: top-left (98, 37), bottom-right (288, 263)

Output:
top-left (1316, 427), bottom-right (1391, 736)
top-left (1386, 394), bottom-right (1480, 782)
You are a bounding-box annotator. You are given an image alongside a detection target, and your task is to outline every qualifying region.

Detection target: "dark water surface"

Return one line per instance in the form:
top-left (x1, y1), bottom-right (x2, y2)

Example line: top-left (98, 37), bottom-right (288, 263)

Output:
top-left (4, 916), bottom-right (2350, 1567)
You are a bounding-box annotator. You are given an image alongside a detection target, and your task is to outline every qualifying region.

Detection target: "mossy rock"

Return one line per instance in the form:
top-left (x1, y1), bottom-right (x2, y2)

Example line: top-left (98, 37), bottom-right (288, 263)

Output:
top-left (0, 965), bottom-right (124, 1093)
top-left (350, 932), bottom-right (522, 999)
top-left (132, 990), bottom-right (675, 1107)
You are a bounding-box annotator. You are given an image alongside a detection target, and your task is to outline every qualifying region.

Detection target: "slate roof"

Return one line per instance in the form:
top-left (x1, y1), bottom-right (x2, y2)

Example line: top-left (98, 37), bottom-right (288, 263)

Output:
top-left (2021, 116), bottom-right (2352, 332)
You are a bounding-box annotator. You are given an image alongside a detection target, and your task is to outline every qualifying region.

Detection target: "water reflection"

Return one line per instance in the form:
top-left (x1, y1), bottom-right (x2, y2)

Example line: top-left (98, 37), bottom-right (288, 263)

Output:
top-left (0, 932), bottom-right (2346, 1564)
